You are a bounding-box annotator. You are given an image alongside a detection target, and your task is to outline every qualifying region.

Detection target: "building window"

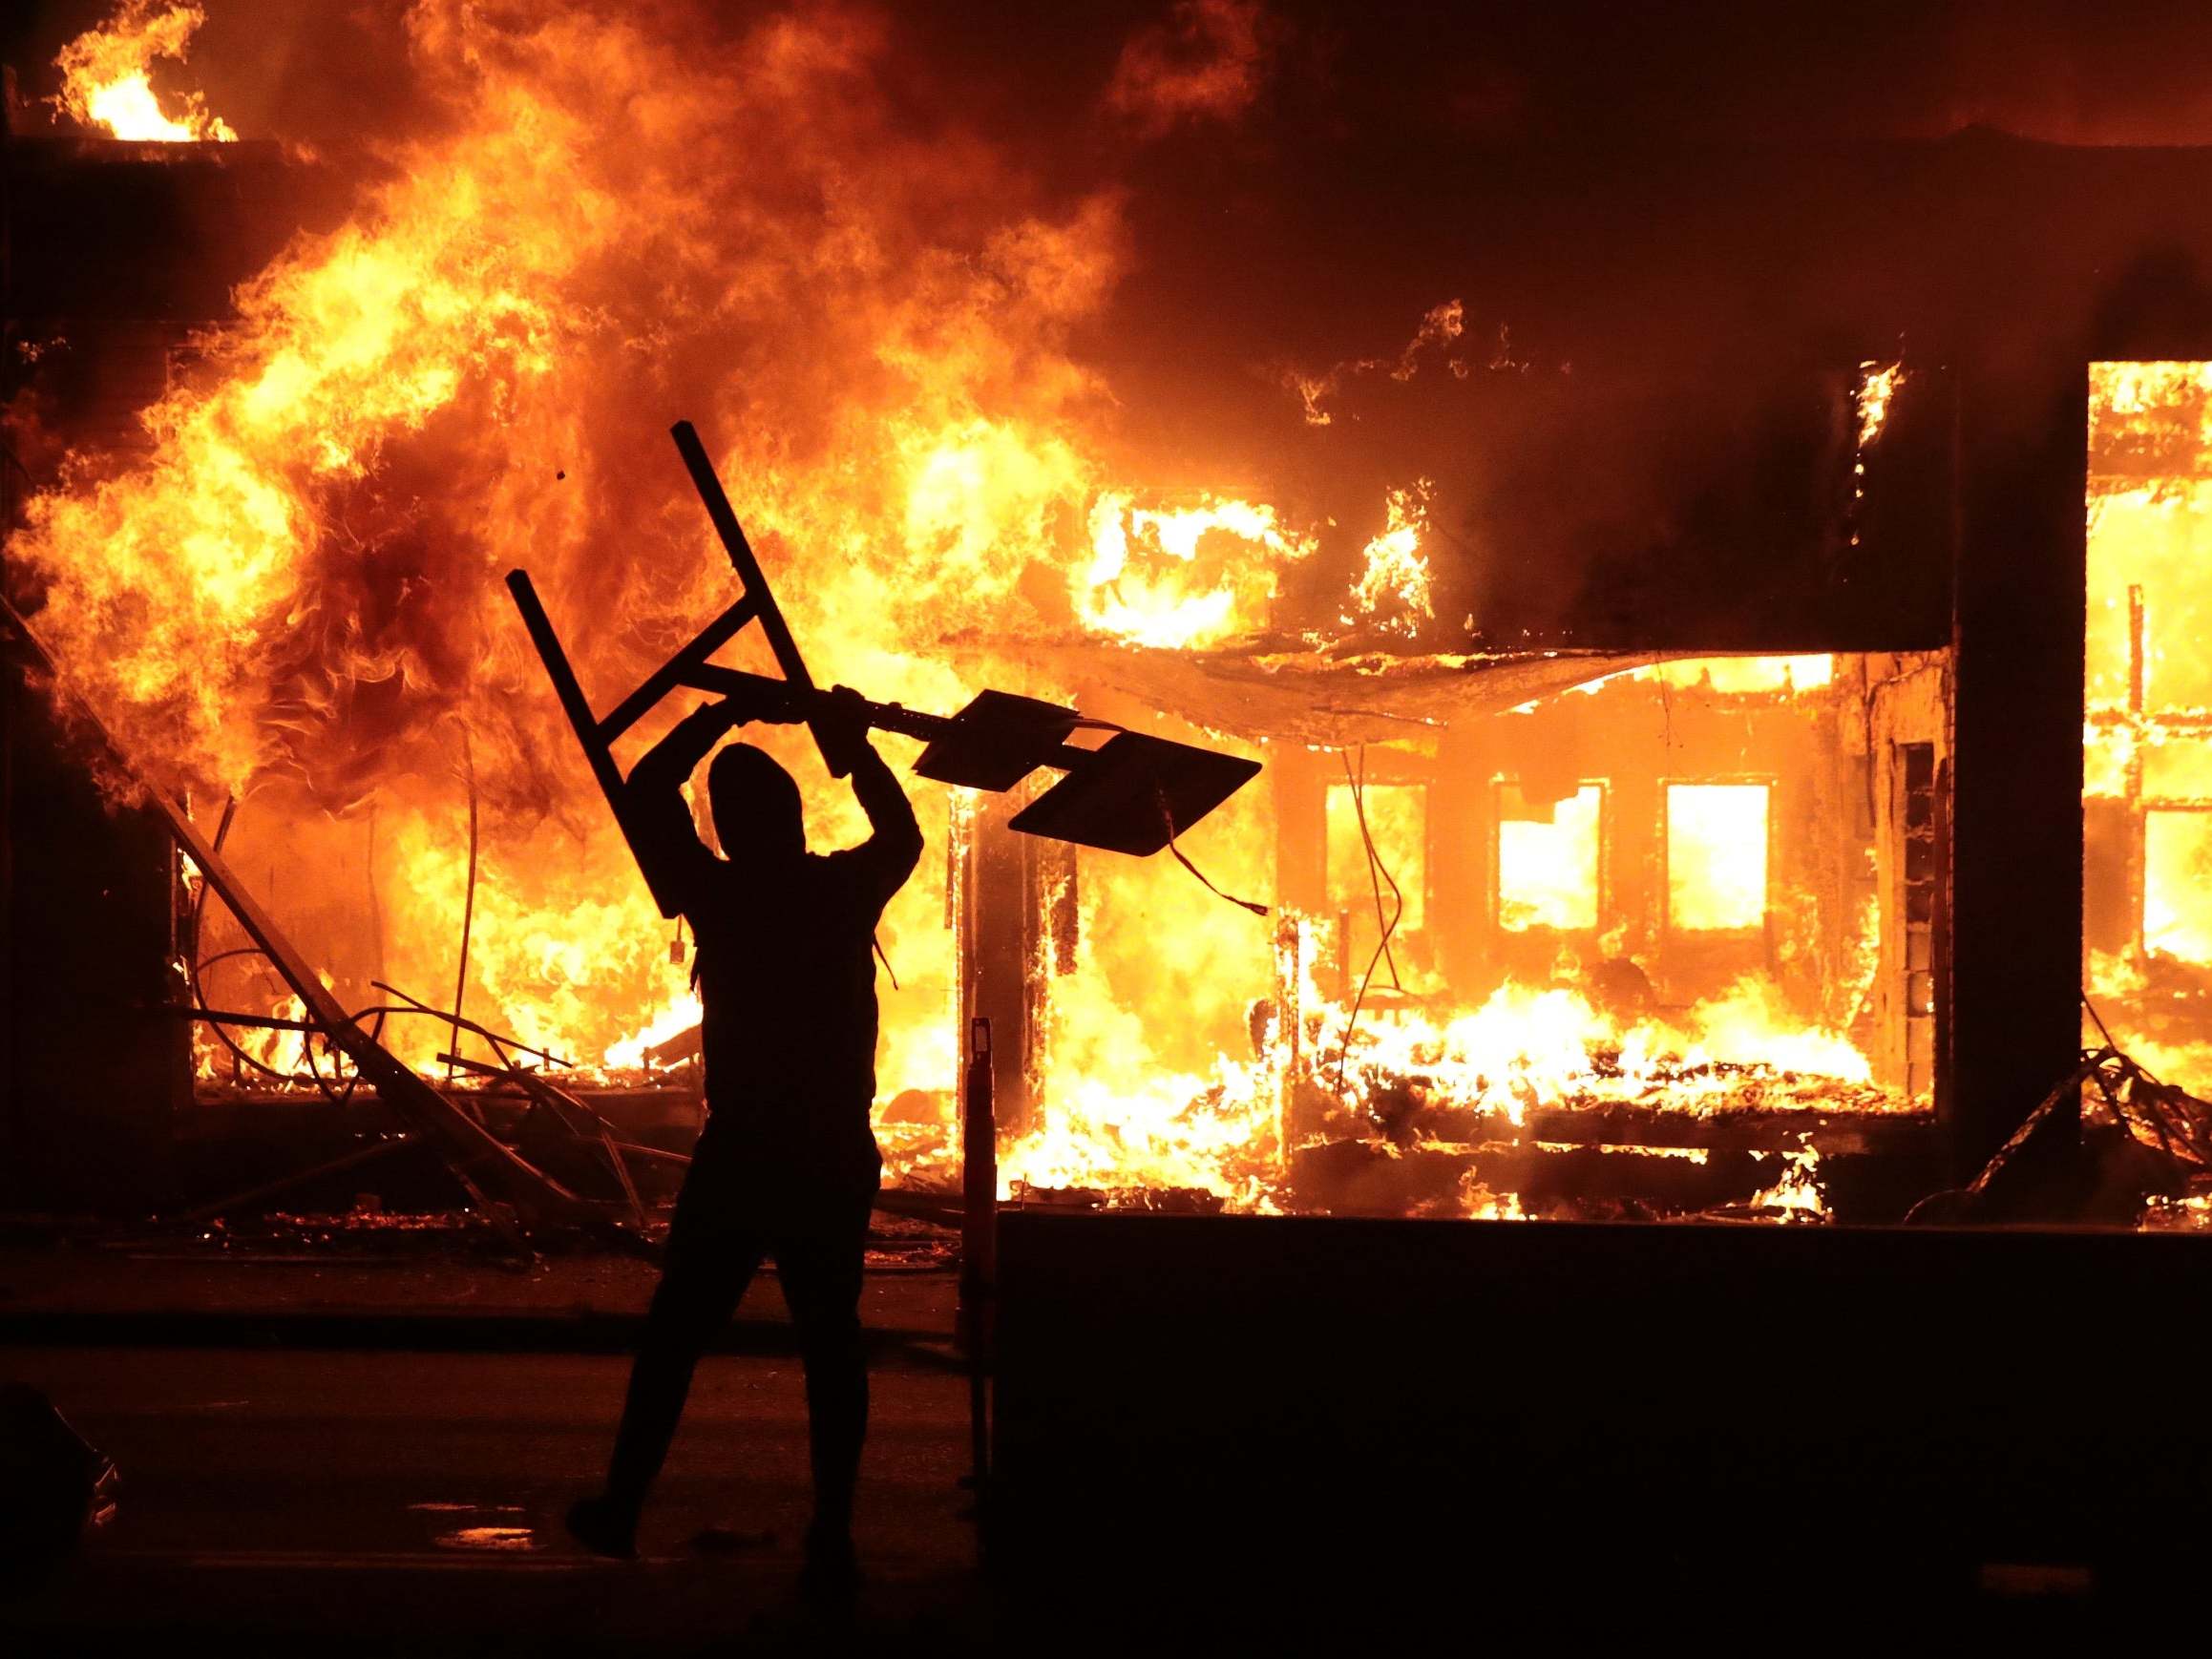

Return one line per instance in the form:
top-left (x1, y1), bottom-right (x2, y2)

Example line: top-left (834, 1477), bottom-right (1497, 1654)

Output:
top-left (2145, 808), bottom-right (2212, 963)
top-left (1667, 783), bottom-right (1769, 931)
top-left (1325, 781), bottom-right (1426, 939)
top-left (1496, 781), bottom-right (1602, 932)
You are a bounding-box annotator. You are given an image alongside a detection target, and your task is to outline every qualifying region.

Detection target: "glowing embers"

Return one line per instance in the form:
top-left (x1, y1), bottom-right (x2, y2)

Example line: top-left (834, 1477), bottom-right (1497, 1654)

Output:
top-left (1666, 784), bottom-right (1770, 932)
top-left (1496, 782), bottom-right (1602, 932)
top-left (2145, 811), bottom-right (2212, 963)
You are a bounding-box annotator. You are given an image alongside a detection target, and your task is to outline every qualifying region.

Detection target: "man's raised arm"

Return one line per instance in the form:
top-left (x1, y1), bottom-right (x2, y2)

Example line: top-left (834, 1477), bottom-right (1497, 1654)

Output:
top-left (821, 687), bottom-right (923, 905)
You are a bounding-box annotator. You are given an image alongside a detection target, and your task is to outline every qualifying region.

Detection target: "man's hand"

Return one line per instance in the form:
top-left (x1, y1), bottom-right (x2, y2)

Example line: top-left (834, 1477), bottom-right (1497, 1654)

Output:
top-left (816, 684), bottom-right (874, 776)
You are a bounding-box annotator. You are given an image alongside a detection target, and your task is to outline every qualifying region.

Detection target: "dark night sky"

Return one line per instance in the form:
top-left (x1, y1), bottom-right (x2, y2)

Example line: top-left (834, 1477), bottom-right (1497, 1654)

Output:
top-left (16, 1), bottom-right (2212, 156)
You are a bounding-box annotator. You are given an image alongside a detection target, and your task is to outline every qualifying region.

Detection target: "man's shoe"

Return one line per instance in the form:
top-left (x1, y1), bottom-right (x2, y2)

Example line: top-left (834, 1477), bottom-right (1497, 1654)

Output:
top-left (564, 1494), bottom-right (639, 1560)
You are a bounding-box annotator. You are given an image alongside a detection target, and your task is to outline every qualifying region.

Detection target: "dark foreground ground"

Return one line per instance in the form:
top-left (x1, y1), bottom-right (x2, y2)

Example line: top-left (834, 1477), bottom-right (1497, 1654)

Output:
top-left (0, 1236), bottom-right (2168, 1649)
top-left (0, 1340), bottom-right (2142, 1655)
top-left (0, 1343), bottom-right (986, 1654)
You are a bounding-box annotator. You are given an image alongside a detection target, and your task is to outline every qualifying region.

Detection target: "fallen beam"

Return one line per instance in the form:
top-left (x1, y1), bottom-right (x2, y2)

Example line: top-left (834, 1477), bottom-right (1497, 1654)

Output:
top-left (163, 785), bottom-right (598, 1243)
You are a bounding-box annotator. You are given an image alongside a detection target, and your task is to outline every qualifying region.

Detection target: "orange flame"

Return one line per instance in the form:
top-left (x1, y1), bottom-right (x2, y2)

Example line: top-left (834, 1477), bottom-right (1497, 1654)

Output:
top-left (54, 2), bottom-right (237, 142)
top-left (1344, 479), bottom-right (1434, 636)
top-left (2084, 362), bottom-right (2212, 1092)
top-left (1082, 492), bottom-right (1314, 647)
top-left (1856, 361), bottom-right (1905, 448)
top-left (1748, 1144), bottom-right (1827, 1220)
top-left (13, 8), bottom-right (1924, 1224)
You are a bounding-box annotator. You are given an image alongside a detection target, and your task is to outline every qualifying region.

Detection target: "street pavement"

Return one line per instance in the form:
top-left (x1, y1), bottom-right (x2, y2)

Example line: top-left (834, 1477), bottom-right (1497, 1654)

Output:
top-left (0, 1243), bottom-right (959, 1351)
top-left (0, 1343), bottom-right (989, 1653)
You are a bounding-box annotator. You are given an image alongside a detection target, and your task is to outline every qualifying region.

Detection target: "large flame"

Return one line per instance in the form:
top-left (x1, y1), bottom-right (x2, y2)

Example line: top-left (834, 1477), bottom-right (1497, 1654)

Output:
top-left (14, 7), bottom-right (1910, 1227)
top-left (18, 2), bottom-right (1144, 1083)
top-left (54, 1), bottom-right (237, 142)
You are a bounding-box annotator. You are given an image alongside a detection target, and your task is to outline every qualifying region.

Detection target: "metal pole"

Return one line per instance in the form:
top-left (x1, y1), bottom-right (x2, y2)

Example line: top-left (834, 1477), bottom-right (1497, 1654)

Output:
top-left (959, 1016), bottom-right (996, 1492)
top-left (0, 69), bottom-right (16, 1190)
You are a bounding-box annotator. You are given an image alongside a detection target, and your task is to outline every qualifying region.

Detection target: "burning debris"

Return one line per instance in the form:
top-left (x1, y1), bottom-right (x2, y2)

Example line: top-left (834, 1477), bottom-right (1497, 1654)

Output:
top-left (1343, 480), bottom-right (1435, 638)
top-left (1909, 1038), bottom-right (2212, 1228)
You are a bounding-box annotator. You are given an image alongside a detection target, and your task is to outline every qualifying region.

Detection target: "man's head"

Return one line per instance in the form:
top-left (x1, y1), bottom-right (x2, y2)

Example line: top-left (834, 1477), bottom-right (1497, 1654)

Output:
top-left (707, 743), bottom-right (805, 865)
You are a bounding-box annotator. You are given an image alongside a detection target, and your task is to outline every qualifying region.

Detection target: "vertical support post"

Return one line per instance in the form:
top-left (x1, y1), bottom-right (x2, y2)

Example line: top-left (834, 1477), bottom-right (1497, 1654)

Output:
top-left (961, 790), bottom-right (1038, 1138)
top-left (1949, 357), bottom-right (2087, 1182)
top-left (1272, 913), bottom-right (1301, 1175)
top-left (1, 77), bottom-right (17, 1190)
top-left (2124, 582), bottom-right (2147, 959)
top-left (959, 1017), bottom-right (995, 1492)
top-left (0, 647), bottom-right (13, 1194)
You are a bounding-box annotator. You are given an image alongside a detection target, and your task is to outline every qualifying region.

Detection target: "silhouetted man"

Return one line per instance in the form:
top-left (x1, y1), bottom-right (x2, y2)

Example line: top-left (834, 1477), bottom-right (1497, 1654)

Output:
top-left (568, 683), bottom-right (921, 1601)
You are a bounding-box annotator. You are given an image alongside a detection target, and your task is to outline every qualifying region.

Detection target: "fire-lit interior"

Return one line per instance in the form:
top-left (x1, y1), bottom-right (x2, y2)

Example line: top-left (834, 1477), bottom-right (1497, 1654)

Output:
top-left (955, 644), bottom-right (1947, 1218)
top-left (2085, 362), bottom-right (2212, 1094)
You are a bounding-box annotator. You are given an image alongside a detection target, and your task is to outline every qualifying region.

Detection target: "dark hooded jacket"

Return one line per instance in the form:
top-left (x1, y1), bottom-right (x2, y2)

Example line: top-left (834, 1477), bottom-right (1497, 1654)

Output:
top-left (627, 706), bottom-right (922, 1223)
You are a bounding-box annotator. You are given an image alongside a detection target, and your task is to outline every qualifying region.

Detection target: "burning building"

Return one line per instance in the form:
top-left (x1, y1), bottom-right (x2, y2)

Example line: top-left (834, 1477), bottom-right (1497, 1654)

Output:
top-left (1, 0), bottom-right (2209, 1250)
top-left (14, 0), bottom-right (2212, 1603)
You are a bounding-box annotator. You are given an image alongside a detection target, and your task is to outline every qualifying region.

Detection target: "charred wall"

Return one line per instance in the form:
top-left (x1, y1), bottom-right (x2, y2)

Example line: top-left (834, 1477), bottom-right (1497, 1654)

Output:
top-left (0, 646), bottom-right (186, 1212)
top-left (1, 127), bottom-right (330, 1210)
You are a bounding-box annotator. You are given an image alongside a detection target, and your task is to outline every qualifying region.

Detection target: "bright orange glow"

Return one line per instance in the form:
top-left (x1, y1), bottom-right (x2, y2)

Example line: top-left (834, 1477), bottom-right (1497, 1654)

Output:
top-left (2144, 811), bottom-right (2212, 961)
top-left (14, 5), bottom-right (1137, 1089)
top-left (1667, 784), bottom-right (1769, 931)
top-left (1634, 655), bottom-right (1833, 694)
top-left (1496, 782), bottom-right (1600, 932)
top-left (1324, 974), bottom-right (1877, 1144)
top-left (54, 2), bottom-right (237, 142)
top-left (1082, 492), bottom-right (1314, 647)
top-left (2086, 363), bottom-right (2212, 1094)
top-left (1325, 782), bottom-right (1425, 933)
top-left (982, 640), bottom-right (1914, 1211)
top-left (12, 7), bottom-right (1923, 1224)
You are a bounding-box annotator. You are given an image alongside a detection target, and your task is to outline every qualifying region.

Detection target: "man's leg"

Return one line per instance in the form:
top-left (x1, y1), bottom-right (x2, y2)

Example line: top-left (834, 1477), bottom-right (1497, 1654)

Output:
top-left (600, 1235), bottom-right (760, 1522)
top-left (591, 1119), bottom-right (759, 1542)
top-left (568, 1135), bottom-right (762, 1564)
top-left (775, 1216), bottom-right (870, 1561)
